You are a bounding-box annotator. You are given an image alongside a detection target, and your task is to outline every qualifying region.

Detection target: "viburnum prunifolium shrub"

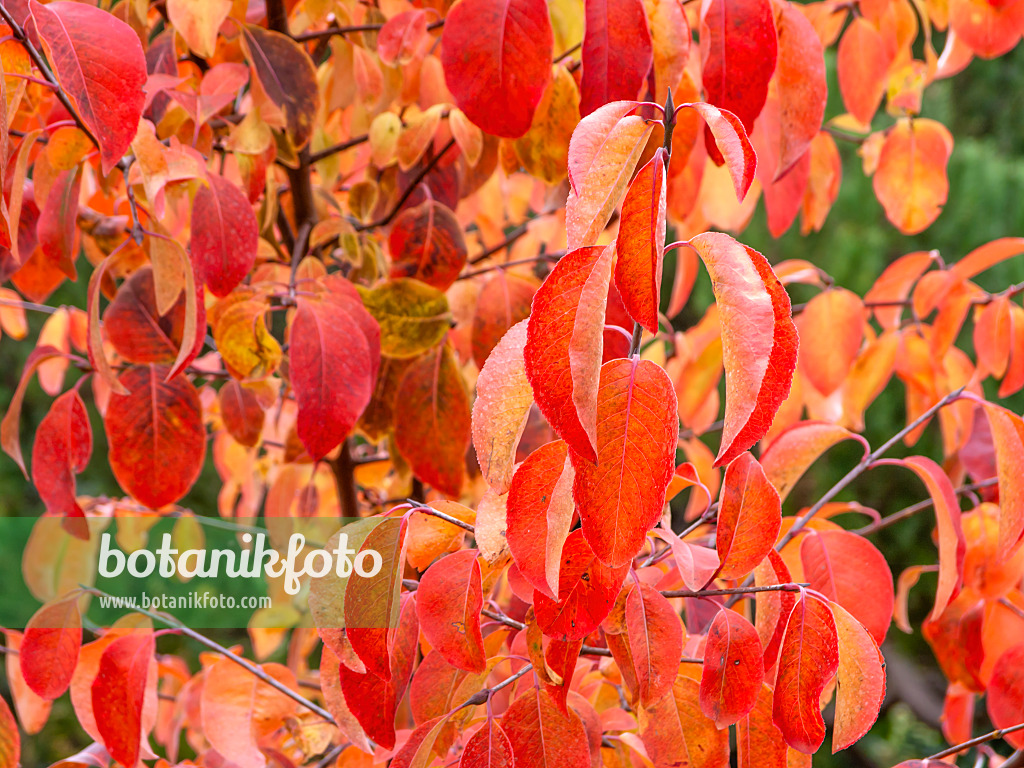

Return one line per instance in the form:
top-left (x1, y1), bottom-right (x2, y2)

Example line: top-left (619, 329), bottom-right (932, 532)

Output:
top-left (1, 0), bottom-right (1024, 765)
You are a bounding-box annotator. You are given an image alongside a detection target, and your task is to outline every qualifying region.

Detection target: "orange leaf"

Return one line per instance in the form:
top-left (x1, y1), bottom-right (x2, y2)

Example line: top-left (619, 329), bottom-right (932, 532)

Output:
top-left (949, 0), bottom-right (1024, 58)
top-left (737, 683), bottom-right (788, 768)
top-left (755, 549), bottom-right (797, 670)
top-left (681, 102), bottom-right (758, 199)
top-left (472, 319), bottom-right (533, 494)
top-left (772, 593), bottom-right (839, 753)
top-left (572, 358), bottom-right (678, 567)
top-left (0, 691), bottom-right (18, 768)
top-left (761, 421), bottom-right (862, 502)
top-left (873, 118), bottom-right (953, 235)
top-left (699, 608), bottom-right (764, 728)
top-left (461, 719), bottom-right (514, 768)
top-left (471, 272), bottom-right (536, 369)
top-left (796, 288), bottom-right (866, 396)
top-left (837, 17), bottom-right (891, 125)
top-left (417, 550), bottom-right (486, 673)
top-left (625, 583), bottom-right (683, 705)
top-left (640, 674), bottom-right (730, 768)
top-left (506, 440), bottom-right (575, 598)
top-left (565, 104), bottom-right (653, 248)
top-left (200, 658), bottom-right (300, 768)
top-left (864, 250), bottom-right (936, 330)
top-left (830, 602), bottom-right (886, 753)
top-left (773, 1), bottom-right (827, 177)
top-left (687, 233), bottom-right (797, 466)
top-left (615, 148), bottom-right (667, 334)
top-left (525, 244), bottom-right (614, 463)
top-left (715, 453), bottom-right (781, 580)
top-left (978, 403), bottom-right (1024, 559)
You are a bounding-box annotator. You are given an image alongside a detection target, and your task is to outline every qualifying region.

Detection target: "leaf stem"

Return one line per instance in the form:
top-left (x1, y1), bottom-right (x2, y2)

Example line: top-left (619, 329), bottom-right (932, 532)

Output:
top-left (661, 582), bottom-right (808, 598)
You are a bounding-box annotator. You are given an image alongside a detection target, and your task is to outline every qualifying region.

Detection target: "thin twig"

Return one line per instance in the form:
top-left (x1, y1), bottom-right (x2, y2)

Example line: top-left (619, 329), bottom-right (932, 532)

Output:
top-left (775, 387), bottom-right (966, 551)
top-left (856, 477), bottom-right (998, 535)
top-left (468, 223), bottom-right (529, 265)
top-left (458, 253), bottom-right (561, 280)
top-left (293, 19), bottom-right (444, 43)
top-left (83, 586), bottom-right (336, 725)
top-left (927, 721), bottom-right (1024, 760)
top-left (661, 583), bottom-right (808, 599)
top-left (356, 138), bottom-right (457, 231)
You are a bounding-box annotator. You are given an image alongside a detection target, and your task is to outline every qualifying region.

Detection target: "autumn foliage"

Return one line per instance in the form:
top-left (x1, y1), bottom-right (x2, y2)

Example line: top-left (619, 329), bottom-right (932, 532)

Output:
top-left (1, 0), bottom-right (1024, 765)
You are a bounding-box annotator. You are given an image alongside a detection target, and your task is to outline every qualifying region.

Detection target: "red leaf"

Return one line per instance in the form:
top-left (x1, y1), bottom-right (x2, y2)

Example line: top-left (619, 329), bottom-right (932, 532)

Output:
top-left (700, 0), bottom-right (777, 151)
top-left (772, 593), bottom-right (839, 754)
top-left (20, 595), bottom-right (81, 700)
top-left (507, 440), bottom-right (576, 599)
top-left (91, 631), bottom-right (154, 768)
top-left (572, 357), bottom-right (678, 567)
top-left (377, 10), bottom-right (429, 66)
top-left (533, 529), bottom-right (629, 641)
top-left (640, 674), bottom-right (730, 768)
top-left (344, 519), bottom-right (406, 682)
top-left (440, 0), bottom-right (553, 138)
top-left (389, 200), bottom-right (468, 291)
top-left (700, 607), bottom-right (764, 728)
top-left (36, 167), bottom-right (80, 280)
top-left (394, 343), bottom-right (471, 497)
top-left (897, 456), bottom-right (966, 620)
top-left (687, 233), bottom-right (797, 466)
top-left (29, 1), bottom-right (146, 175)
top-left (625, 583), bottom-right (683, 705)
top-left (987, 643), bottom-right (1024, 749)
top-left (680, 102), bottom-right (757, 200)
top-left (338, 664), bottom-right (397, 750)
top-left (800, 529), bottom-right (894, 646)
top-left (104, 365), bottom-right (205, 509)
top-left (461, 719), bottom-right (514, 768)
top-left (290, 293), bottom-right (379, 461)
top-left (715, 452), bottom-right (781, 580)
top-left (773, 1), bottom-right (827, 177)
top-left (615, 148), bottom-right (667, 334)
top-left (831, 602), bottom-right (886, 753)
top-left (502, 687), bottom-right (591, 768)
top-left (580, 0), bottom-right (653, 116)
top-left (31, 389), bottom-right (91, 528)
top-left (417, 550), bottom-right (486, 673)
top-left (104, 266), bottom-right (190, 365)
top-left (190, 174), bottom-right (258, 298)
top-left (755, 549), bottom-right (797, 670)
top-left (797, 287), bottom-right (866, 396)
top-left (525, 244), bottom-right (614, 463)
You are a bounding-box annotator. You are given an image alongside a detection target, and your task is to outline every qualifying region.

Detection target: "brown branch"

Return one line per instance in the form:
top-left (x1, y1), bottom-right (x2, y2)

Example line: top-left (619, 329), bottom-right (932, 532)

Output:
top-left (84, 587), bottom-right (336, 725)
top-left (329, 439), bottom-right (360, 518)
top-left (661, 583), bottom-right (808, 599)
top-left (468, 223), bottom-right (530, 265)
top-left (293, 19), bottom-right (444, 43)
top-left (355, 138), bottom-right (457, 232)
top-left (856, 477), bottom-right (998, 535)
top-left (927, 721), bottom-right (1024, 760)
